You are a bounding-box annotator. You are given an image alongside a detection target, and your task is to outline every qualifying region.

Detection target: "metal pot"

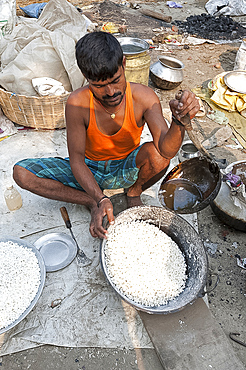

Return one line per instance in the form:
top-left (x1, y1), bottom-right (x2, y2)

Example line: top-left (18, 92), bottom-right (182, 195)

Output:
top-left (211, 160), bottom-right (246, 231)
top-left (150, 55), bottom-right (184, 90)
top-left (100, 206), bottom-right (208, 314)
top-left (178, 140), bottom-right (200, 162)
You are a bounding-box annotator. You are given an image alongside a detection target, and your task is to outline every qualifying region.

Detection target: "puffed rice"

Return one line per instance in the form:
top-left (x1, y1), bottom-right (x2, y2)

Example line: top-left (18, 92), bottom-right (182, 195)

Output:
top-left (104, 220), bottom-right (187, 306)
top-left (0, 241), bottom-right (41, 330)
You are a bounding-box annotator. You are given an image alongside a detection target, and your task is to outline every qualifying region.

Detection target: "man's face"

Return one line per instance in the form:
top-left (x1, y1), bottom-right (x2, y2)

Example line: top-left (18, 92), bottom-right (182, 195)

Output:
top-left (88, 63), bottom-right (127, 108)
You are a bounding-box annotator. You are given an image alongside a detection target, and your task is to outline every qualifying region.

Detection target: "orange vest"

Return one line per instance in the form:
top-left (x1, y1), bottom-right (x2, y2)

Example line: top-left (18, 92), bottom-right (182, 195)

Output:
top-left (85, 82), bottom-right (143, 161)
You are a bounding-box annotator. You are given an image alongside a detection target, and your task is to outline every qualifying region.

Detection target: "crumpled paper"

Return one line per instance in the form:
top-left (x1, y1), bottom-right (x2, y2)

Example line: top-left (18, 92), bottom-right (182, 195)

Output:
top-left (237, 256), bottom-right (246, 269)
top-left (32, 77), bottom-right (67, 96)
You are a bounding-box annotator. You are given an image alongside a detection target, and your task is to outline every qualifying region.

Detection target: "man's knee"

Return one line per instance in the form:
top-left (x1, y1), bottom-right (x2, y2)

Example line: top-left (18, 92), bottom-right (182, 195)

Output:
top-left (13, 165), bottom-right (31, 190)
top-left (137, 142), bottom-right (170, 171)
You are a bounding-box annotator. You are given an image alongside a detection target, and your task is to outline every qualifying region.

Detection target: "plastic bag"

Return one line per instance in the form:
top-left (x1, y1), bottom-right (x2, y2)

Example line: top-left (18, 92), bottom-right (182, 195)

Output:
top-left (234, 39), bottom-right (246, 71)
top-left (19, 3), bottom-right (47, 19)
top-left (205, 0), bottom-right (246, 16)
top-left (0, 0), bottom-right (16, 37)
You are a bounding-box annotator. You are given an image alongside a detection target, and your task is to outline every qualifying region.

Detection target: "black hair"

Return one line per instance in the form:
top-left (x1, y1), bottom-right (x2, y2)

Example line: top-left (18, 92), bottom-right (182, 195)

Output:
top-left (76, 32), bottom-right (124, 82)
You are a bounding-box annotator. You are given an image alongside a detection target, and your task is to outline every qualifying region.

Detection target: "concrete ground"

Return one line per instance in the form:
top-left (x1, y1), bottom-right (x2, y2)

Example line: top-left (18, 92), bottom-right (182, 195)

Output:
top-left (0, 347), bottom-right (164, 370)
top-left (1, 0), bottom-right (246, 369)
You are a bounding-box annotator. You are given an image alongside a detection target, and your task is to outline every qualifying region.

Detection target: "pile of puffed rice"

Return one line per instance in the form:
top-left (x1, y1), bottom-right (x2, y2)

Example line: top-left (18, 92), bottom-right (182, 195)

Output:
top-left (0, 241), bottom-right (41, 330)
top-left (104, 220), bottom-right (187, 306)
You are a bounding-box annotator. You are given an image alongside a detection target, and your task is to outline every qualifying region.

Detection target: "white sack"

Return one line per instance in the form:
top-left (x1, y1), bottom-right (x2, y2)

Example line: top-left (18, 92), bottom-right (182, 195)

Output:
top-left (205, 0), bottom-right (246, 16)
top-left (0, 0), bottom-right (16, 38)
top-left (0, 20), bottom-right (49, 69)
top-left (0, 33), bottom-right (72, 96)
top-left (37, 0), bottom-right (90, 31)
top-left (0, 0), bottom-right (87, 96)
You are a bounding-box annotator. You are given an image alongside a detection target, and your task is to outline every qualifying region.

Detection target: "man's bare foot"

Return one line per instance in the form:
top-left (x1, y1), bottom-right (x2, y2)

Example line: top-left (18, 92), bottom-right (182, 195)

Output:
top-left (127, 195), bottom-right (143, 208)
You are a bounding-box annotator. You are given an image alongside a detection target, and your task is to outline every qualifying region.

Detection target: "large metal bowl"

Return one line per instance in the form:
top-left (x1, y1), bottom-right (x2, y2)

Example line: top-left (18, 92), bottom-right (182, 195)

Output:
top-left (150, 55), bottom-right (184, 90)
top-left (0, 237), bottom-right (46, 335)
top-left (100, 206), bottom-right (208, 314)
top-left (117, 37), bottom-right (149, 55)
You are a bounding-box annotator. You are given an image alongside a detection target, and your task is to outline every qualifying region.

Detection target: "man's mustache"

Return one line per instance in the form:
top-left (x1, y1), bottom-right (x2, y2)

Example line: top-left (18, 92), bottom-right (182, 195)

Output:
top-left (102, 92), bottom-right (122, 100)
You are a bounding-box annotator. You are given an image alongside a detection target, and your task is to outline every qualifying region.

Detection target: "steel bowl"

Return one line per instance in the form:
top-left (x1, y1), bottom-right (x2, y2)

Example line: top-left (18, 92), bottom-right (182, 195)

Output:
top-left (100, 206), bottom-right (208, 314)
top-left (150, 55), bottom-right (184, 90)
top-left (117, 37), bottom-right (149, 55)
top-left (0, 237), bottom-right (46, 335)
top-left (178, 140), bottom-right (200, 162)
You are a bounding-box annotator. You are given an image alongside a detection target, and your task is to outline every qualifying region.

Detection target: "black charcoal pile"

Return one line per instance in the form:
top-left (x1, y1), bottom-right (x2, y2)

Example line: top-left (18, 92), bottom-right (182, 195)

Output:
top-left (174, 13), bottom-right (246, 41)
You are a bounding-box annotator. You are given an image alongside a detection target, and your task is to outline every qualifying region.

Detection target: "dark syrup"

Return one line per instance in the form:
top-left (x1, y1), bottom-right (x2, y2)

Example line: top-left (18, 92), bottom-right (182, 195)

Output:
top-left (159, 178), bottom-right (203, 212)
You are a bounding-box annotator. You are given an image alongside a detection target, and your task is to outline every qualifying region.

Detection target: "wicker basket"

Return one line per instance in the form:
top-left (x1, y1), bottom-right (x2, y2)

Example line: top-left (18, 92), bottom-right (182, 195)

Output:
top-left (0, 87), bottom-right (70, 129)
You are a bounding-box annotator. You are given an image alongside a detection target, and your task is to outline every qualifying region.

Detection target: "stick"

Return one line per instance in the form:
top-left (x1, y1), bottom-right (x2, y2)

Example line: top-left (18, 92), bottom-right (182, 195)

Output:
top-left (139, 9), bottom-right (172, 23)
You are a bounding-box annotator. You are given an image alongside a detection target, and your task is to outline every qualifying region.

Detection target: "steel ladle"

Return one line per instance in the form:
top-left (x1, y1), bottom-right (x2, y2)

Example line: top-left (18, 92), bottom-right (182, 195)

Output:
top-left (158, 91), bottom-right (222, 214)
top-left (175, 90), bottom-right (212, 160)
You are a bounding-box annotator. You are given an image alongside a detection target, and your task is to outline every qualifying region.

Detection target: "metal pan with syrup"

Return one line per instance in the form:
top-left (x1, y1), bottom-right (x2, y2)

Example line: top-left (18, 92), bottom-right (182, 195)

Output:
top-left (159, 178), bottom-right (203, 212)
top-left (158, 157), bottom-right (221, 214)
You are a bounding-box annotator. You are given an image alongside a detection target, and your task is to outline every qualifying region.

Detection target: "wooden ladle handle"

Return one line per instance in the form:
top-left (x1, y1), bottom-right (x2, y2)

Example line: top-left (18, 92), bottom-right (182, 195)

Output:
top-left (60, 206), bottom-right (72, 229)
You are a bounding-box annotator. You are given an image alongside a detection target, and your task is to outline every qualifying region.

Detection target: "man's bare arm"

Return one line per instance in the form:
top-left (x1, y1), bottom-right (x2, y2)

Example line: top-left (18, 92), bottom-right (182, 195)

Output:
top-left (65, 91), bottom-right (114, 238)
top-left (133, 85), bottom-right (199, 159)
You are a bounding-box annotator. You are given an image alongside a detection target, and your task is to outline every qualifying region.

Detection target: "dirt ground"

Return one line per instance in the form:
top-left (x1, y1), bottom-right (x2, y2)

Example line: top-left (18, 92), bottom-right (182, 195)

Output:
top-left (1, 0), bottom-right (246, 368)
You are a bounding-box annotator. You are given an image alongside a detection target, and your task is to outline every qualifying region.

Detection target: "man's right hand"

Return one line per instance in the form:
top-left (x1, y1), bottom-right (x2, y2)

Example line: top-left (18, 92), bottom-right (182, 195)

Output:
top-left (89, 199), bottom-right (115, 239)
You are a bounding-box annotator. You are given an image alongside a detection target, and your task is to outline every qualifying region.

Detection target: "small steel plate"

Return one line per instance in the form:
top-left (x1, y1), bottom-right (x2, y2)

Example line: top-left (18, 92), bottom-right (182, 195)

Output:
top-left (0, 237), bottom-right (46, 335)
top-left (224, 71), bottom-right (246, 94)
top-left (34, 232), bottom-right (77, 272)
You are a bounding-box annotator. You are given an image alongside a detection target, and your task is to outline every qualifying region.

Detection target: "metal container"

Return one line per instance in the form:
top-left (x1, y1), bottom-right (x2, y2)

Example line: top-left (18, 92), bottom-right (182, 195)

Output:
top-left (178, 140), bottom-right (200, 162)
top-left (0, 237), bottom-right (46, 335)
top-left (211, 160), bottom-right (246, 231)
top-left (117, 37), bottom-right (149, 55)
top-left (100, 206), bottom-right (208, 314)
top-left (150, 55), bottom-right (184, 90)
top-left (224, 70), bottom-right (246, 94)
top-left (117, 37), bottom-right (151, 86)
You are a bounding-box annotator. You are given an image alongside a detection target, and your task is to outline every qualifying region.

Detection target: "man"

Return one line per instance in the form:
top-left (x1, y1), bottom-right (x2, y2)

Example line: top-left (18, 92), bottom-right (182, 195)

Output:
top-left (13, 31), bottom-right (200, 239)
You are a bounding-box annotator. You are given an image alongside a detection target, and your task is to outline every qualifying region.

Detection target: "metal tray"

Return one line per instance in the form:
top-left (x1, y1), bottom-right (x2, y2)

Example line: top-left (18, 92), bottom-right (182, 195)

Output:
top-left (34, 232), bottom-right (77, 272)
top-left (0, 237), bottom-right (46, 335)
top-left (224, 71), bottom-right (246, 94)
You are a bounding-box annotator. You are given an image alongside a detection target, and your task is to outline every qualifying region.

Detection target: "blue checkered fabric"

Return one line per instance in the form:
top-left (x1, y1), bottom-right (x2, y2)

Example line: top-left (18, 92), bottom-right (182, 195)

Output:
top-left (15, 145), bottom-right (143, 190)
